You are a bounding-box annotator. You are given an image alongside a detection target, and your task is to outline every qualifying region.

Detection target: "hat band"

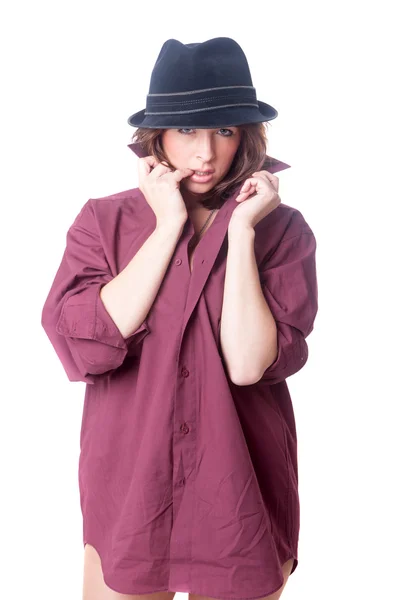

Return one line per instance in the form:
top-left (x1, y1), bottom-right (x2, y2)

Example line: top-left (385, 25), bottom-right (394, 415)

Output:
top-left (147, 85), bottom-right (256, 97)
top-left (145, 103), bottom-right (258, 116)
top-left (145, 85), bottom-right (258, 115)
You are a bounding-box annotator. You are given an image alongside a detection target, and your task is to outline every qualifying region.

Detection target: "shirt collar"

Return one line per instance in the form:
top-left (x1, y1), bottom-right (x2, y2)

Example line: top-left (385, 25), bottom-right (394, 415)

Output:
top-left (127, 141), bottom-right (291, 224)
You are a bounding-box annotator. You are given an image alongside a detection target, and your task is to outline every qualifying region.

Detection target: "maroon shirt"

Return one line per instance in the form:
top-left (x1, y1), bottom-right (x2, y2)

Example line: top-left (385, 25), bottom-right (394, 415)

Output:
top-left (41, 143), bottom-right (318, 598)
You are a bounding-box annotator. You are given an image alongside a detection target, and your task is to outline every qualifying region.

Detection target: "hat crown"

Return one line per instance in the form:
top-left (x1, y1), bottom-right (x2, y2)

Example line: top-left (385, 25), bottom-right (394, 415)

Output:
top-left (148, 37), bottom-right (253, 94)
top-left (127, 36), bottom-right (278, 128)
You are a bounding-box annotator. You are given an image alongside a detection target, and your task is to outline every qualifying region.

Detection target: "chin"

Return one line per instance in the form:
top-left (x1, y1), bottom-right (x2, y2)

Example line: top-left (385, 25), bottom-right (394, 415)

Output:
top-left (188, 181), bottom-right (213, 187)
top-left (184, 181), bottom-right (211, 191)
top-left (187, 177), bottom-right (218, 187)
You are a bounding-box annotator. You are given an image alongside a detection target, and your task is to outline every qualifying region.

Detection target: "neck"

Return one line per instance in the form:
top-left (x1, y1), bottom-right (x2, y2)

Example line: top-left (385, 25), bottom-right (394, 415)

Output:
top-left (181, 186), bottom-right (208, 213)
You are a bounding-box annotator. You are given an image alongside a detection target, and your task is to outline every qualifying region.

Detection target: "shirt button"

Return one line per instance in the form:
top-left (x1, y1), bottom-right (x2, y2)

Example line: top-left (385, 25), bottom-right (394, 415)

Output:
top-left (181, 367), bottom-right (189, 377)
top-left (180, 423), bottom-right (190, 434)
top-left (179, 478), bottom-right (186, 486)
top-left (175, 258), bottom-right (182, 265)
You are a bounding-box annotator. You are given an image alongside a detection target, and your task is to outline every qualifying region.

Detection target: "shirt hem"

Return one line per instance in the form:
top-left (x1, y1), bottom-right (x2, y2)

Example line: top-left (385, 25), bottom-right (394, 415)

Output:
top-left (101, 552), bottom-right (298, 599)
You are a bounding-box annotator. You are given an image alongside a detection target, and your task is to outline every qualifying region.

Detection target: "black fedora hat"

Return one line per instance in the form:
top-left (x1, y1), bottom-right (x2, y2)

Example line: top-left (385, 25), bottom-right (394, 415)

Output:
top-left (127, 37), bottom-right (278, 129)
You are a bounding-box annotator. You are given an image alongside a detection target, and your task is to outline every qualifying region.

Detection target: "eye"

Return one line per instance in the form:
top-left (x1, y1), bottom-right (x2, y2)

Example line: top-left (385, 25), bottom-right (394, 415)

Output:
top-left (177, 128), bottom-right (235, 136)
top-left (219, 129), bottom-right (234, 136)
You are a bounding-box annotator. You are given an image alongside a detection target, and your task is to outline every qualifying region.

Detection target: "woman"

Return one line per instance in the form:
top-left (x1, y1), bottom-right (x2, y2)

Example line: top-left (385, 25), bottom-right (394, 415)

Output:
top-left (41, 37), bottom-right (318, 600)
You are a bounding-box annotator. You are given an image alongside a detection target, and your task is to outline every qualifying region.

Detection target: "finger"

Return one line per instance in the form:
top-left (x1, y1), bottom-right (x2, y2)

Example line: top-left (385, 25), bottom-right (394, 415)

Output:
top-left (150, 162), bottom-right (174, 178)
top-left (137, 155), bottom-right (159, 176)
top-left (240, 177), bottom-right (260, 191)
top-left (237, 183), bottom-right (256, 200)
top-left (172, 167), bottom-right (195, 182)
top-left (253, 171), bottom-right (279, 190)
top-left (247, 175), bottom-right (276, 192)
top-left (252, 170), bottom-right (277, 179)
top-left (240, 178), bottom-right (255, 190)
top-left (144, 159), bottom-right (178, 179)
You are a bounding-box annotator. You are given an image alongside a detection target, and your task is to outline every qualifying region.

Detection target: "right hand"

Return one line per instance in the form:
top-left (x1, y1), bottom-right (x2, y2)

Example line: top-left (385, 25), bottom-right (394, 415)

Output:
top-left (137, 156), bottom-right (194, 227)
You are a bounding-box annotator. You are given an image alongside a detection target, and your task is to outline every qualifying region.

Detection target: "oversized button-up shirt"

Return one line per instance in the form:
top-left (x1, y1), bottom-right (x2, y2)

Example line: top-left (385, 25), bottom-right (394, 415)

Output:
top-left (41, 143), bottom-right (318, 599)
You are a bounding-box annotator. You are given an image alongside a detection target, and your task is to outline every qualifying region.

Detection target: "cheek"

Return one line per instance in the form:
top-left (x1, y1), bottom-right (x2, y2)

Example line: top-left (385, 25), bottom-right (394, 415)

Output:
top-left (225, 137), bottom-right (240, 157)
top-left (161, 134), bottom-right (185, 158)
top-left (220, 145), bottom-right (239, 170)
top-left (169, 141), bottom-right (190, 163)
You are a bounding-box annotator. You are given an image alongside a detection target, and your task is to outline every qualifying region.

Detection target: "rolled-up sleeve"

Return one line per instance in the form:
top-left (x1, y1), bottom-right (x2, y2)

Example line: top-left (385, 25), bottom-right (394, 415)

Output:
top-left (41, 200), bottom-right (150, 384)
top-left (258, 231), bottom-right (318, 385)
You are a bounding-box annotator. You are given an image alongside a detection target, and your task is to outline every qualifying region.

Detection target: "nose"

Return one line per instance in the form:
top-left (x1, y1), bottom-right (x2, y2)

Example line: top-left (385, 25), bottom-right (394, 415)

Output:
top-left (195, 134), bottom-right (216, 163)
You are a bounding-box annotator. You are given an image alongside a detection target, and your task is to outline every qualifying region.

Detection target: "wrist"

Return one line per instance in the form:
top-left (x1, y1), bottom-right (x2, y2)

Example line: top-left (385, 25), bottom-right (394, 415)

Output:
top-left (156, 217), bottom-right (187, 233)
top-left (228, 216), bottom-right (255, 236)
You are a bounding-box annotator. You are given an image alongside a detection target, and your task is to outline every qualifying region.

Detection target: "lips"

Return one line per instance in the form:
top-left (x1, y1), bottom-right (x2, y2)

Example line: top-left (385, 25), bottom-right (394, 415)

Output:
top-left (190, 171), bottom-right (214, 183)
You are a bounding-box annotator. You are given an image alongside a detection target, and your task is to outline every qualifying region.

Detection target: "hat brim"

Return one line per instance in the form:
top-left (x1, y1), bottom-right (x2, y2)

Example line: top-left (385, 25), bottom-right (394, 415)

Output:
top-left (127, 101), bottom-right (278, 128)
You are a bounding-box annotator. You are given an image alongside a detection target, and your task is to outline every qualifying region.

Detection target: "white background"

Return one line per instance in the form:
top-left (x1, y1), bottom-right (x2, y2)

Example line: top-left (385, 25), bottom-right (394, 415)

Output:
top-left (1, 1), bottom-right (399, 598)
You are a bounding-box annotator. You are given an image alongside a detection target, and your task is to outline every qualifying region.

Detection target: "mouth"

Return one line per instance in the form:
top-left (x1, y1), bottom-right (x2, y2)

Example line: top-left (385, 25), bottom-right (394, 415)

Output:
top-left (189, 170), bottom-right (215, 183)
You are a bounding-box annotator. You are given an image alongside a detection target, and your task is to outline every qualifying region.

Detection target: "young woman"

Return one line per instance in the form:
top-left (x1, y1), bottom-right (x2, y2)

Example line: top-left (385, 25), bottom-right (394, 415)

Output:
top-left (41, 37), bottom-right (318, 600)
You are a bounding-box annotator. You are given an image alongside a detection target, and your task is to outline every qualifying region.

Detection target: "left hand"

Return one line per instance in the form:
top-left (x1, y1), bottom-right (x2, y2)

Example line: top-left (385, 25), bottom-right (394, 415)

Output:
top-left (230, 170), bottom-right (281, 229)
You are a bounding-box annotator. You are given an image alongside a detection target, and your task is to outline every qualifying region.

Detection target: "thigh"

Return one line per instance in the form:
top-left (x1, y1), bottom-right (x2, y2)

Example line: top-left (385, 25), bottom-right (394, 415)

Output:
top-left (188, 558), bottom-right (295, 600)
top-left (82, 543), bottom-right (177, 600)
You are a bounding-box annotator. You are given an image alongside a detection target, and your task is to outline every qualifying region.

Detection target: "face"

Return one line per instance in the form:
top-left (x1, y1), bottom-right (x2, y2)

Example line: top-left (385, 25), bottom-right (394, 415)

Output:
top-left (160, 127), bottom-right (242, 201)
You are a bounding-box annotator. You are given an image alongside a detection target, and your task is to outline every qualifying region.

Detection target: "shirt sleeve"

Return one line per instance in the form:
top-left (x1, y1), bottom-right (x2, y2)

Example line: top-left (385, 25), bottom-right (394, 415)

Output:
top-left (41, 199), bottom-right (151, 384)
top-left (257, 231), bottom-right (318, 385)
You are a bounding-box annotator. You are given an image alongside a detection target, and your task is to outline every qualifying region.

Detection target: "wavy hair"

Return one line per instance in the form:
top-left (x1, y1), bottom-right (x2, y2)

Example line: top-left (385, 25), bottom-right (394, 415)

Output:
top-left (129, 122), bottom-right (272, 210)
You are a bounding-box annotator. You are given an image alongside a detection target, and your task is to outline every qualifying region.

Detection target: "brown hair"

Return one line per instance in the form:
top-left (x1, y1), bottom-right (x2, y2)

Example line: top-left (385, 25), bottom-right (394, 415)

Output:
top-left (130, 122), bottom-right (271, 210)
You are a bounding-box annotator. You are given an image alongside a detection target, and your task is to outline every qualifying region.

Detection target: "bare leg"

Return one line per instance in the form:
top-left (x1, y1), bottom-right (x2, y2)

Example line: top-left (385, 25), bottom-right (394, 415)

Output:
top-left (82, 542), bottom-right (177, 600)
top-left (188, 558), bottom-right (295, 600)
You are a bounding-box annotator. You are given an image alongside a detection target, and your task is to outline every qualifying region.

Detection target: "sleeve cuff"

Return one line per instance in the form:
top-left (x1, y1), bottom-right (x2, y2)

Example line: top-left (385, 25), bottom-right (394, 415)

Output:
top-left (259, 323), bottom-right (308, 385)
top-left (55, 283), bottom-right (150, 376)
